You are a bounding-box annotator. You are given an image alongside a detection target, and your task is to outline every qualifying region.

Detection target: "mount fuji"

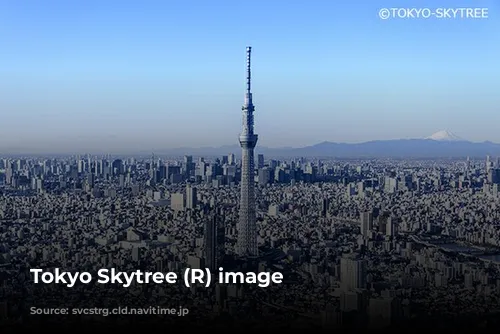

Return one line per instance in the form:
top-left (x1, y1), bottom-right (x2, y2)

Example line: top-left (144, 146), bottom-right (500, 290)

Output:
top-left (425, 130), bottom-right (465, 142)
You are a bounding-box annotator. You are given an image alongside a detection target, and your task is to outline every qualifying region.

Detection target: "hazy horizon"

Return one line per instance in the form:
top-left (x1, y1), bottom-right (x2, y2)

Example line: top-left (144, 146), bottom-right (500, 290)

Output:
top-left (1, 0), bottom-right (499, 152)
top-left (2, 132), bottom-right (500, 156)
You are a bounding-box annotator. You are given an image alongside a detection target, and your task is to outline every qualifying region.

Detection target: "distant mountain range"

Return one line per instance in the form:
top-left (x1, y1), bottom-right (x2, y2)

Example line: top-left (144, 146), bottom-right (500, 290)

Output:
top-left (3, 131), bottom-right (500, 158)
top-left (154, 131), bottom-right (500, 158)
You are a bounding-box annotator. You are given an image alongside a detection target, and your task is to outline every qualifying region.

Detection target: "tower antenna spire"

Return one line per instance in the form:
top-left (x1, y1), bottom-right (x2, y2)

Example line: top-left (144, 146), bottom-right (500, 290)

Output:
top-left (242, 46), bottom-right (255, 136)
top-left (246, 46), bottom-right (252, 95)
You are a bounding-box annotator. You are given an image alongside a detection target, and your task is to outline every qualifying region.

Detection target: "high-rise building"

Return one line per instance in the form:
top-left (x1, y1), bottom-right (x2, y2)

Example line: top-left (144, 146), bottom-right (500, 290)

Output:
top-left (360, 211), bottom-right (373, 237)
top-left (186, 183), bottom-right (197, 209)
top-left (237, 46), bottom-right (258, 257)
top-left (184, 155), bottom-right (193, 176)
top-left (205, 213), bottom-right (225, 272)
top-left (228, 153), bottom-right (235, 166)
top-left (386, 217), bottom-right (396, 236)
top-left (257, 154), bottom-right (264, 169)
top-left (171, 193), bottom-right (185, 211)
top-left (340, 256), bottom-right (367, 291)
top-left (112, 159), bottom-right (124, 176)
top-left (87, 173), bottom-right (95, 188)
top-left (488, 168), bottom-right (500, 184)
top-left (258, 167), bottom-right (271, 186)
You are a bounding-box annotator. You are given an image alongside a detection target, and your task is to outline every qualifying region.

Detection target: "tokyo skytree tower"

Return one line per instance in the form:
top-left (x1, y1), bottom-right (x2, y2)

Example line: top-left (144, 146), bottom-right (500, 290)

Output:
top-left (236, 46), bottom-right (258, 257)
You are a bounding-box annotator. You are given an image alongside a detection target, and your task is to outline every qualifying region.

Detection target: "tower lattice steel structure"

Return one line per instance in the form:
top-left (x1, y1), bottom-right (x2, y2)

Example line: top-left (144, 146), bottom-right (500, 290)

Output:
top-left (236, 46), bottom-right (258, 257)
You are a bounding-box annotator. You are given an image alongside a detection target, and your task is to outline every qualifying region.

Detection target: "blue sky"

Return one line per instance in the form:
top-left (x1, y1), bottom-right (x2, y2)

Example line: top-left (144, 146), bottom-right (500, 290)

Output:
top-left (0, 0), bottom-right (498, 152)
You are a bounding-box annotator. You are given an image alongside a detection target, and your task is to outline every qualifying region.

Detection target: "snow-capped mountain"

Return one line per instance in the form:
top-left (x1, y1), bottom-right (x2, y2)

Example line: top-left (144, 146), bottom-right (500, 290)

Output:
top-left (425, 130), bottom-right (464, 142)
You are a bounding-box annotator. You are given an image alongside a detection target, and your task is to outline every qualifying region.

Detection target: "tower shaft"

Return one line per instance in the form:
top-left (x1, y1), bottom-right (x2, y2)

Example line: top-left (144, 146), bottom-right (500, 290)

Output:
top-left (237, 46), bottom-right (258, 257)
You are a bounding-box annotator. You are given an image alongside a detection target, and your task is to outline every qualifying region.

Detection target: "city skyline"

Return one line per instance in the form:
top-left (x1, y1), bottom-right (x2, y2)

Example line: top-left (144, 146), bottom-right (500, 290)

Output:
top-left (3, 152), bottom-right (500, 329)
top-left (1, 0), bottom-right (499, 151)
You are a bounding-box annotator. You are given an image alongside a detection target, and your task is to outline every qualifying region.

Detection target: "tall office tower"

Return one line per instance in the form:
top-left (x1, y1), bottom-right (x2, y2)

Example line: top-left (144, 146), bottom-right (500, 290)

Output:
top-left (386, 217), bottom-right (395, 236)
top-left (228, 153), bottom-right (235, 165)
top-left (257, 154), bottom-right (264, 169)
top-left (186, 183), bottom-right (197, 209)
top-left (488, 168), bottom-right (500, 184)
top-left (112, 159), bottom-right (124, 176)
top-left (77, 159), bottom-right (84, 173)
top-left (184, 155), bottom-right (193, 176)
top-left (5, 162), bottom-right (13, 185)
top-left (340, 257), bottom-right (367, 291)
top-left (360, 211), bottom-right (373, 237)
top-left (237, 46), bottom-right (259, 257)
top-left (205, 213), bottom-right (225, 272)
